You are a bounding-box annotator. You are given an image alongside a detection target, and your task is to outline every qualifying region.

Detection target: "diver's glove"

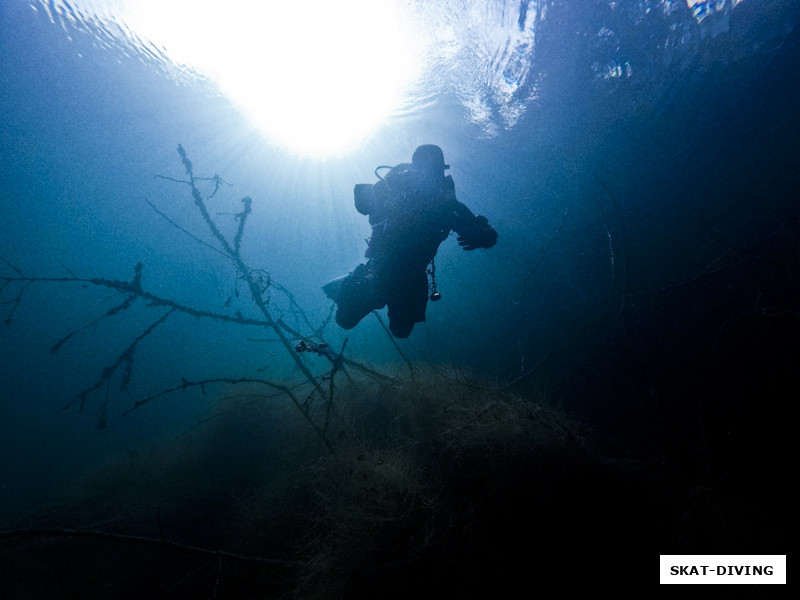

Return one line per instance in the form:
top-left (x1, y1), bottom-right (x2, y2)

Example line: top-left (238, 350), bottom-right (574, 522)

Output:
top-left (457, 216), bottom-right (498, 251)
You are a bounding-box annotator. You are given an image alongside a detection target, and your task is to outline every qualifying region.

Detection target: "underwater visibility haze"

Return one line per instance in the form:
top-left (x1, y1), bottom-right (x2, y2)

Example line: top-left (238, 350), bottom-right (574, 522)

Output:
top-left (1, 0), bottom-right (797, 596)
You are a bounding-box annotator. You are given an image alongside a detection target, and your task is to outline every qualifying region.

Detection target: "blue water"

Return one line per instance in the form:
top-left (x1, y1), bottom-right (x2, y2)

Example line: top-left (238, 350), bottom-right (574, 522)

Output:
top-left (1, 0), bottom-right (797, 595)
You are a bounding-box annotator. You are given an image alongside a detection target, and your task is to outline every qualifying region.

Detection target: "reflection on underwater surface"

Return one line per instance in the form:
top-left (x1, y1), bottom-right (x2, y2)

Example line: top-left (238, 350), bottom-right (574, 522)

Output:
top-left (0, 0), bottom-right (797, 595)
top-left (27, 0), bottom-right (760, 153)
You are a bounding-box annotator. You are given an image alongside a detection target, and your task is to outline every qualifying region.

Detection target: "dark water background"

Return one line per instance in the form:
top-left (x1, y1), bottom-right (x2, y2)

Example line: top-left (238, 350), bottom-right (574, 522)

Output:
top-left (1, 0), bottom-right (798, 594)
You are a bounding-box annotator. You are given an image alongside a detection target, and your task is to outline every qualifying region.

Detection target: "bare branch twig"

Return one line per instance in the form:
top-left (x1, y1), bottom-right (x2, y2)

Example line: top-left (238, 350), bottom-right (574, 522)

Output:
top-left (0, 528), bottom-right (304, 567)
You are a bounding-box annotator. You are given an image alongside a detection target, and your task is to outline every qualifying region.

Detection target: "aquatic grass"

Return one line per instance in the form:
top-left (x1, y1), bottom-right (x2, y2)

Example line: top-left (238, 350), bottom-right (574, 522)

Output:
top-left (1, 372), bottom-right (598, 597)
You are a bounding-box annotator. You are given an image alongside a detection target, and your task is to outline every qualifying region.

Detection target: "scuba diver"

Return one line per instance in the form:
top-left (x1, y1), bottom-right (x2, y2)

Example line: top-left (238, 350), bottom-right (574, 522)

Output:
top-left (322, 144), bottom-right (498, 338)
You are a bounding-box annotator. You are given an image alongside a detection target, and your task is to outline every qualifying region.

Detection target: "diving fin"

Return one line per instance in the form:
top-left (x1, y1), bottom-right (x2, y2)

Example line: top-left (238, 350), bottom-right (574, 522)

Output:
top-left (322, 274), bottom-right (349, 302)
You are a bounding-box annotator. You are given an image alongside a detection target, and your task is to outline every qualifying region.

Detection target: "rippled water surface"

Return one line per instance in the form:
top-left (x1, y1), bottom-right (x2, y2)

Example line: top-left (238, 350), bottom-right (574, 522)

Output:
top-left (33, 0), bottom-right (760, 148)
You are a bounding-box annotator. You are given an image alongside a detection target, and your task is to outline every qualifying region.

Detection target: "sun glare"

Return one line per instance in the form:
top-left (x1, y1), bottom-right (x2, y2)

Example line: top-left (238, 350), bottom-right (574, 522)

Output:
top-left (88, 0), bottom-right (425, 157)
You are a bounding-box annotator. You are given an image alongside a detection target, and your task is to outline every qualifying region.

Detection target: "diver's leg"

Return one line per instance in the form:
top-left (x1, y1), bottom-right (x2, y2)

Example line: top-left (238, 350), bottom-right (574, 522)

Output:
top-left (336, 300), bottom-right (378, 330)
top-left (333, 263), bottom-right (384, 329)
top-left (322, 274), bottom-right (348, 301)
top-left (386, 269), bottom-right (428, 338)
top-left (387, 311), bottom-right (414, 338)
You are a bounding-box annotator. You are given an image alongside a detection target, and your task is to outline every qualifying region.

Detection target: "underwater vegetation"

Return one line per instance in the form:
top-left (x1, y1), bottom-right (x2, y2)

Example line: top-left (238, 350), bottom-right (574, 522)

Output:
top-left (0, 371), bottom-right (758, 599)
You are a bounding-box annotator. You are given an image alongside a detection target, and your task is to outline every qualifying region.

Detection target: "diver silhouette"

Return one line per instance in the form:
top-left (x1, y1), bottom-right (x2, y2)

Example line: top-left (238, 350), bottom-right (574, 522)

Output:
top-left (323, 144), bottom-right (498, 338)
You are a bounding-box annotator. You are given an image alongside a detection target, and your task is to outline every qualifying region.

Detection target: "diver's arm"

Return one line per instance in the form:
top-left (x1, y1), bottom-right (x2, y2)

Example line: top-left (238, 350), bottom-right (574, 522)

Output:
top-left (450, 197), bottom-right (498, 251)
top-left (443, 176), bottom-right (477, 229)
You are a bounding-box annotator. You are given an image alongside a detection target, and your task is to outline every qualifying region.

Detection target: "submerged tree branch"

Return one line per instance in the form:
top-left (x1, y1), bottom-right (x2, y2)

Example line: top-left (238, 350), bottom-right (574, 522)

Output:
top-left (0, 146), bottom-right (404, 451)
top-left (372, 311), bottom-right (415, 385)
top-left (175, 144), bottom-right (326, 400)
top-left (0, 528), bottom-right (304, 567)
top-left (0, 272), bottom-right (273, 327)
top-left (65, 308), bottom-right (176, 428)
top-left (122, 375), bottom-right (334, 453)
